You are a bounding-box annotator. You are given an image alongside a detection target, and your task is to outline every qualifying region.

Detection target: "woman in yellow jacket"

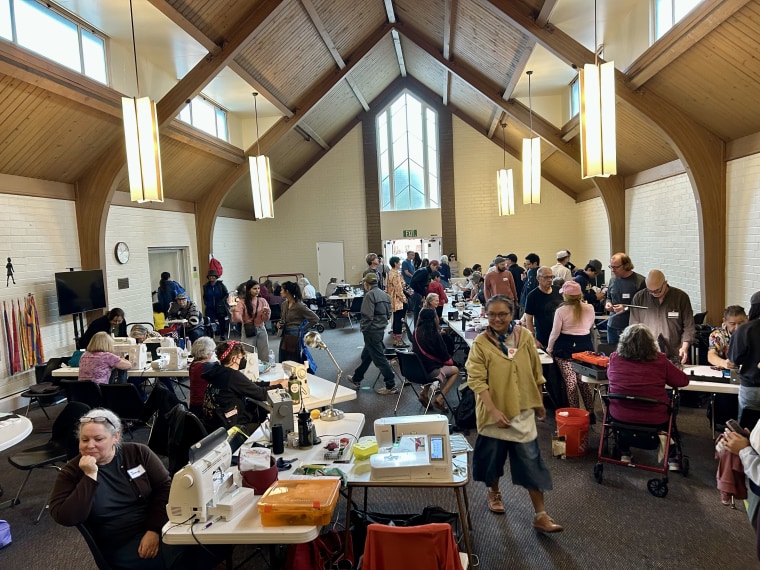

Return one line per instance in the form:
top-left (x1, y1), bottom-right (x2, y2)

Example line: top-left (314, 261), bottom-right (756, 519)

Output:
top-left (466, 294), bottom-right (563, 533)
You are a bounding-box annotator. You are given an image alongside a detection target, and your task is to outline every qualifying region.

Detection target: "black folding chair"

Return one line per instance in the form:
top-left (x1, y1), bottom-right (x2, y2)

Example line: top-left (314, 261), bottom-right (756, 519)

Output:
top-left (76, 523), bottom-right (112, 570)
top-left (394, 351), bottom-right (454, 415)
top-left (61, 379), bottom-right (103, 409)
top-left (100, 384), bottom-right (147, 439)
top-left (22, 358), bottom-right (66, 418)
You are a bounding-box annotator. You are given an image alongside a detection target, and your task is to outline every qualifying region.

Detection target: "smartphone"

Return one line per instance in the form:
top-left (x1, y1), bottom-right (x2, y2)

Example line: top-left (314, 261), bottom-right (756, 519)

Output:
top-left (726, 419), bottom-right (746, 436)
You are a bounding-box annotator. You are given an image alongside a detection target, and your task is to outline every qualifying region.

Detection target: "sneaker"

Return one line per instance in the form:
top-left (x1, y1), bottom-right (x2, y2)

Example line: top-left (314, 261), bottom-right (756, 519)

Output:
top-left (377, 386), bottom-right (399, 395)
top-left (620, 454), bottom-right (632, 464)
top-left (348, 375), bottom-right (362, 388)
top-left (487, 491), bottom-right (505, 514)
top-left (533, 512), bottom-right (564, 533)
top-left (668, 459), bottom-right (681, 472)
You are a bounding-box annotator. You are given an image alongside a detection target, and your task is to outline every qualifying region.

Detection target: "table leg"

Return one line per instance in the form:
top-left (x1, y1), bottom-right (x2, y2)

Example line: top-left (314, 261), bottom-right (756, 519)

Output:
top-left (455, 487), bottom-right (475, 567)
top-left (344, 486), bottom-right (353, 560)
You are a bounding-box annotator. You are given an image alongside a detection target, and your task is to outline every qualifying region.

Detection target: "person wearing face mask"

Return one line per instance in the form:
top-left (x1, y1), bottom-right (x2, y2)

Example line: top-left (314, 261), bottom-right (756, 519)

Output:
top-left (201, 341), bottom-right (287, 434)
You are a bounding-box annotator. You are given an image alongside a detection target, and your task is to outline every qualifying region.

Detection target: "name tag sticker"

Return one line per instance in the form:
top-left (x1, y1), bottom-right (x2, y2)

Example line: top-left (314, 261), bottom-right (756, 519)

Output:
top-left (622, 293), bottom-right (631, 299)
top-left (668, 311), bottom-right (679, 318)
top-left (127, 465), bottom-right (146, 479)
top-left (507, 347), bottom-right (517, 360)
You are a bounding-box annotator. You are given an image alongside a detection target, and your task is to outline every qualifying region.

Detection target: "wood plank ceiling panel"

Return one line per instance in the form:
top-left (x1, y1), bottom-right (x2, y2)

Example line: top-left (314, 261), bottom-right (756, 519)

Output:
top-left (400, 40), bottom-right (445, 99)
top-left (542, 152), bottom-right (595, 195)
top-left (643, 2), bottom-right (760, 141)
top-left (615, 102), bottom-right (677, 175)
top-left (312, 0), bottom-right (387, 55)
top-left (166, 0), bottom-right (258, 45)
top-left (456, 0), bottom-right (527, 85)
top-left (220, 174), bottom-right (255, 212)
top-left (0, 75), bottom-right (120, 183)
top-left (269, 130), bottom-right (318, 174)
top-left (343, 38), bottom-right (400, 107)
top-left (395, 0), bottom-right (446, 41)
top-left (235, 1), bottom-right (337, 106)
top-left (449, 76), bottom-right (497, 126)
top-left (300, 81), bottom-right (363, 141)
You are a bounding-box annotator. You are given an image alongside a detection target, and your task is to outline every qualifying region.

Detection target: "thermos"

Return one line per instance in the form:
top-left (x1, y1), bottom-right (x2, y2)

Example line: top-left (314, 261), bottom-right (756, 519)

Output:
top-left (288, 373), bottom-right (301, 405)
top-left (271, 424), bottom-right (284, 455)
top-left (298, 408), bottom-right (313, 449)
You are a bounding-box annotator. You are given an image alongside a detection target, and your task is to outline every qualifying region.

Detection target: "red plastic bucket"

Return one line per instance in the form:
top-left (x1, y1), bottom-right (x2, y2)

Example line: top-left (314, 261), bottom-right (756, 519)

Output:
top-left (555, 408), bottom-right (590, 457)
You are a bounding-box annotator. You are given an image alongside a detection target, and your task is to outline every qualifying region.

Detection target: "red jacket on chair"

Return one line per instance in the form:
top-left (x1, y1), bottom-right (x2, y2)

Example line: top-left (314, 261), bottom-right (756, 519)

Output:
top-left (362, 522), bottom-right (464, 570)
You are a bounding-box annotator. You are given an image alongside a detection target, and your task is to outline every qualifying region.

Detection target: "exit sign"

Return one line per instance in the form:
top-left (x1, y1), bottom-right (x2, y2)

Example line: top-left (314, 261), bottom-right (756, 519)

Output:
top-left (403, 229), bottom-right (417, 237)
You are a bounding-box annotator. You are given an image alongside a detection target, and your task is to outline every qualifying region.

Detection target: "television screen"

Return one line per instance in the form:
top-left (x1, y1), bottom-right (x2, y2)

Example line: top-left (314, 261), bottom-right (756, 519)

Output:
top-left (55, 270), bottom-right (107, 317)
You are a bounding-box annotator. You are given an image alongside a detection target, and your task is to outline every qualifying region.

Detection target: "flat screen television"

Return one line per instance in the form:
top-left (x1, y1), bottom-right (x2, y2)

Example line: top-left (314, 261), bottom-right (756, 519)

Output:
top-left (55, 270), bottom-right (107, 317)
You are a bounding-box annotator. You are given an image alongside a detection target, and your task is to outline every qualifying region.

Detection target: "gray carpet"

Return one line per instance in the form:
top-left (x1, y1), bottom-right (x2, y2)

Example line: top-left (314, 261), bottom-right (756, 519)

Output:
top-left (0, 323), bottom-right (757, 569)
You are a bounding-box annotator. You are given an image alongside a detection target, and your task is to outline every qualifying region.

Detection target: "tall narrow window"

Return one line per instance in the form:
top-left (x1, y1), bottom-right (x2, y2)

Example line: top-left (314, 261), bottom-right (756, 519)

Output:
top-left (377, 92), bottom-right (439, 211)
top-left (653, 0), bottom-right (703, 40)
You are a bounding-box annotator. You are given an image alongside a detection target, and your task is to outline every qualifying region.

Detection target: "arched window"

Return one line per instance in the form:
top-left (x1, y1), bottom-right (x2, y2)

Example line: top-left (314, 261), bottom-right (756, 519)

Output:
top-left (377, 92), bottom-right (439, 211)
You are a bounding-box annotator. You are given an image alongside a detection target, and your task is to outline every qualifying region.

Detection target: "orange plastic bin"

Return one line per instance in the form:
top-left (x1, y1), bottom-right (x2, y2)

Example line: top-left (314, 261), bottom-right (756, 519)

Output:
top-left (555, 408), bottom-right (590, 457)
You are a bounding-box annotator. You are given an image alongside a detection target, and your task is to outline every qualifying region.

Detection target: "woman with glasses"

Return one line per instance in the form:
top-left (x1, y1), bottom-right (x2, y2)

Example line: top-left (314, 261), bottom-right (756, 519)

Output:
top-left (546, 281), bottom-right (596, 419)
top-left (50, 408), bottom-right (207, 569)
top-left (466, 295), bottom-right (563, 532)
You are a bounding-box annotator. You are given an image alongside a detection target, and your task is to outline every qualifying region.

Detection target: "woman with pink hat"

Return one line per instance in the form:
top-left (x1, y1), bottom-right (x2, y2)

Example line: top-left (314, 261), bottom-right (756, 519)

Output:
top-left (546, 280), bottom-right (597, 420)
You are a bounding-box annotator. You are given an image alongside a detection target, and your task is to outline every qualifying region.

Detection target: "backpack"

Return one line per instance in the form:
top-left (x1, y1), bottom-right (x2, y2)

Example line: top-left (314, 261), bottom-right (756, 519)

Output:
top-left (209, 254), bottom-right (224, 277)
top-left (454, 385), bottom-right (477, 431)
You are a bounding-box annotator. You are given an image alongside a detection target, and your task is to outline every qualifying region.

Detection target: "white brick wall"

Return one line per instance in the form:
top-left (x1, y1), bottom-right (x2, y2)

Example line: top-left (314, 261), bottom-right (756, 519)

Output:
top-left (0, 192), bottom-right (81, 400)
top-left (727, 153), bottom-right (760, 307)
top-left (626, 174), bottom-right (702, 310)
top-left (452, 117), bottom-right (609, 271)
top-left (105, 206), bottom-right (200, 326)
top-left (215, 126), bottom-right (369, 287)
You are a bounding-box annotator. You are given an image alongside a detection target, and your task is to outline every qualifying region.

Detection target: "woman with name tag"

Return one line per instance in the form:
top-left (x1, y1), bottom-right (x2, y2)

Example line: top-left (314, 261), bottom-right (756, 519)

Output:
top-left (546, 280), bottom-right (597, 421)
top-left (50, 408), bottom-right (221, 569)
top-left (466, 295), bottom-right (563, 533)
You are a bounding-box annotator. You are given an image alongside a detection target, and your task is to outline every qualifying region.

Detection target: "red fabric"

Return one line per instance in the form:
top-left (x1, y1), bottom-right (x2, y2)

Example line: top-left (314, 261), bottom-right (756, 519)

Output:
top-left (188, 360), bottom-right (209, 407)
top-left (427, 281), bottom-right (448, 305)
top-left (363, 523), bottom-right (463, 570)
top-left (607, 352), bottom-right (689, 424)
top-left (715, 439), bottom-right (747, 500)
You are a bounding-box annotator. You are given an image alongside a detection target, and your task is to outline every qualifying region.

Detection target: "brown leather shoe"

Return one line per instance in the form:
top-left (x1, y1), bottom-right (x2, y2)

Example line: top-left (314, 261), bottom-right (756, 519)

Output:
top-left (533, 512), bottom-right (564, 533)
top-left (418, 387), bottom-right (430, 407)
top-left (487, 491), bottom-right (505, 514)
top-left (431, 397), bottom-right (447, 412)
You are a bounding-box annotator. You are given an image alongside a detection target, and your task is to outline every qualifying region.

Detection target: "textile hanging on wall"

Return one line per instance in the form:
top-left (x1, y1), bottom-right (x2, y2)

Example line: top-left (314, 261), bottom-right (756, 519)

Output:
top-left (1, 295), bottom-right (45, 376)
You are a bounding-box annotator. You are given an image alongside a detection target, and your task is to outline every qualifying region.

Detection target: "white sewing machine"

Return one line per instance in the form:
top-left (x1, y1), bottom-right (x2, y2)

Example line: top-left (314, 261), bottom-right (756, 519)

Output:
top-left (167, 428), bottom-right (255, 523)
top-left (112, 340), bottom-right (147, 370)
top-left (156, 346), bottom-right (188, 370)
top-left (242, 350), bottom-right (260, 381)
top-left (370, 415), bottom-right (452, 481)
top-left (282, 360), bottom-right (310, 397)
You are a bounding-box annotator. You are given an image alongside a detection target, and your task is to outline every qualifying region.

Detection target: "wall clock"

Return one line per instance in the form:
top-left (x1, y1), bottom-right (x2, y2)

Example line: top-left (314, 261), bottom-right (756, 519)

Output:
top-left (114, 241), bottom-right (130, 264)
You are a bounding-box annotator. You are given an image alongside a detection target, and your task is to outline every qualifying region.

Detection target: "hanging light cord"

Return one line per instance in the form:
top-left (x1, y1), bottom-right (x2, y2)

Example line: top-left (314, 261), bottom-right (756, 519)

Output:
top-left (128, 0), bottom-right (140, 96)
top-left (501, 122), bottom-right (507, 168)
top-left (253, 92), bottom-right (261, 156)
top-left (527, 71), bottom-right (534, 136)
top-left (594, 0), bottom-right (599, 66)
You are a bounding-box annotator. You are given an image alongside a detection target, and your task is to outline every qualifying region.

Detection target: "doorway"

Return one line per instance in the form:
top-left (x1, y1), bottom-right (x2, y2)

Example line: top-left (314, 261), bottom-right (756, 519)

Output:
top-left (316, 242), bottom-right (345, 292)
top-left (147, 247), bottom-right (192, 302)
top-left (383, 237), bottom-right (442, 265)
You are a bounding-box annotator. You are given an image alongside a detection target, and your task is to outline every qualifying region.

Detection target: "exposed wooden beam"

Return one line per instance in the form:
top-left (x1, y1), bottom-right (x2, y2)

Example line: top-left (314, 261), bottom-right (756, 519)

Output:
top-left (111, 191), bottom-right (195, 213)
top-left (486, 0), bottom-right (726, 322)
top-left (218, 207), bottom-right (255, 220)
top-left (391, 29), bottom-right (407, 77)
top-left (296, 123), bottom-right (330, 150)
top-left (560, 114), bottom-right (579, 142)
top-left (727, 131), bottom-right (760, 161)
top-left (164, 121), bottom-right (246, 164)
top-left (228, 62), bottom-right (293, 118)
top-left (624, 159), bottom-right (684, 188)
top-left (271, 170), bottom-right (293, 185)
top-left (441, 0), bottom-right (456, 105)
top-left (576, 187), bottom-right (601, 202)
top-left (626, 0), bottom-right (751, 90)
top-left (535, 0), bottom-right (559, 28)
top-left (0, 173), bottom-right (75, 200)
top-left (502, 38), bottom-right (535, 101)
top-left (487, 110), bottom-right (505, 139)
top-left (156, 0), bottom-right (286, 125)
top-left (383, 0), bottom-right (396, 23)
top-left (253, 23), bottom-right (393, 155)
top-left (345, 76), bottom-right (370, 111)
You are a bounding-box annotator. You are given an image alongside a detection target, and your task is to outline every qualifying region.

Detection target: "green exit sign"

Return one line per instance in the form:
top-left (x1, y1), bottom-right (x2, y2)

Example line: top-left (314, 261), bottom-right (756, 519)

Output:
top-left (403, 229), bottom-right (417, 237)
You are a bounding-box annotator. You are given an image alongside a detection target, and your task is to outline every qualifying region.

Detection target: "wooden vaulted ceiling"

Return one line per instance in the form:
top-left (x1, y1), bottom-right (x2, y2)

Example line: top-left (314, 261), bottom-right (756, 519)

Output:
top-left (0, 0), bottom-right (758, 214)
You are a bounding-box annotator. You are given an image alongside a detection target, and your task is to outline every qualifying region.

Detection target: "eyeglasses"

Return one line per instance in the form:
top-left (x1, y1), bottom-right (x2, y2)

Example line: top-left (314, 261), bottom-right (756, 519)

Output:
top-left (486, 312), bottom-right (512, 320)
top-left (537, 274), bottom-right (553, 279)
top-left (608, 264), bottom-right (621, 270)
top-left (647, 283), bottom-right (667, 295)
top-left (80, 416), bottom-right (116, 428)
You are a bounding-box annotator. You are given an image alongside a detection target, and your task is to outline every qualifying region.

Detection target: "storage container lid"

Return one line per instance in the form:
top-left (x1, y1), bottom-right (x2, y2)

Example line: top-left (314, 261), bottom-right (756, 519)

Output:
top-left (257, 478), bottom-right (341, 513)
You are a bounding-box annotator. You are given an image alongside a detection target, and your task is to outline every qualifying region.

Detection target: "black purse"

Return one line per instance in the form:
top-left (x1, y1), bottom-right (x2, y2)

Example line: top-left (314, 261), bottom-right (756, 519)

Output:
top-left (243, 322), bottom-right (257, 337)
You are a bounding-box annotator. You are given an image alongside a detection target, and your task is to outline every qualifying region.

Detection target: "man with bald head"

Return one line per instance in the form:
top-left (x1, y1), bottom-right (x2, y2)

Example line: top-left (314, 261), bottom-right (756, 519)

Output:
top-left (604, 252), bottom-right (646, 344)
top-left (629, 270), bottom-right (695, 364)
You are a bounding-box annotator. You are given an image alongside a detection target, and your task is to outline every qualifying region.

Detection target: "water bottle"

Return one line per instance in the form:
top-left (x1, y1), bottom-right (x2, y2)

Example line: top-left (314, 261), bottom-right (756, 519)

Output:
top-left (268, 349), bottom-right (276, 369)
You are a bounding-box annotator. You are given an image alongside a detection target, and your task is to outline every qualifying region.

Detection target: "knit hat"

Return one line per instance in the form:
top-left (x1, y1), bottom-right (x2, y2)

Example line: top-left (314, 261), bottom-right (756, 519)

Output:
top-left (556, 250), bottom-right (570, 260)
top-left (363, 273), bottom-right (378, 285)
top-left (175, 293), bottom-right (187, 301)
top-left (588, 259), bottom-right (603, 273)
top-left (207, 269), bottom-right (219, 278)
top-left (559, 281), bottom-right (582, 296)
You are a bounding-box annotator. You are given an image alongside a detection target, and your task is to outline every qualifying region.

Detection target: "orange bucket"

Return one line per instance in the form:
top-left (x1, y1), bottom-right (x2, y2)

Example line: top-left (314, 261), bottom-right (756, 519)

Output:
top-left (555, 408), bottom-right (590, 456)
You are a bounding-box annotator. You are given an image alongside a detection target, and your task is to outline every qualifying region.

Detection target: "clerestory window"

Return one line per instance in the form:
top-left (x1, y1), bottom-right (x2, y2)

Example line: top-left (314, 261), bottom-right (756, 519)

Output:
top-left (653, 0), bottom-right (703, 41)
top-left (178, 96), bottom-right (229, 142)
top-left (377, 91), bottom-right (439, 211)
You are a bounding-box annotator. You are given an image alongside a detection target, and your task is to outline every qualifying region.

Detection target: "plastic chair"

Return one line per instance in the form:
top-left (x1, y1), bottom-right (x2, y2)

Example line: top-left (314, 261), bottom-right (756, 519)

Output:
top-left (76, 523), bottom-right (112, 570)
top-left (394, 351), bottom-right (454, 415)
top-left (362, 522), bottom-right (465, 570)
top-left (99, 384), bottom-right (147, 439)
top-left (61, 379), bottom-right (103, 409)
top-left (5, 401), bottom-right (90, 523)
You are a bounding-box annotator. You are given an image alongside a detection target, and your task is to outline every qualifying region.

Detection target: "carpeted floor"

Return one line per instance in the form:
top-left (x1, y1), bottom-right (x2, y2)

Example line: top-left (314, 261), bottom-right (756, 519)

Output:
top-left (0, 322), bottom-right (757, 569)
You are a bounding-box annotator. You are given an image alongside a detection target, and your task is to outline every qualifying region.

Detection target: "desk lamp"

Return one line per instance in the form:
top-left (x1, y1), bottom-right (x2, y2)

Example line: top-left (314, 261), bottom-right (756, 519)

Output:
top-left (303, 331), bottom-right (344, 421)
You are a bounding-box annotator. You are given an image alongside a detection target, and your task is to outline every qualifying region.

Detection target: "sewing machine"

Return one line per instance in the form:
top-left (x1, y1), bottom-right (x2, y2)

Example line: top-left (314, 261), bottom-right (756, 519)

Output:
top-left (112, 341), bottom-right (147, 370)
top-left (264, 388), bottom-right (294, 435)
top-left (241, 350), bottom-right (259, 381)
top-left (282, 360), bottom-right (310, 397)
top-left (156, 346), bottom-right (187, 370)
top-left (167, 428), bottom-right (255, 523)
top-left (370, 415), bottom-right (452, 481)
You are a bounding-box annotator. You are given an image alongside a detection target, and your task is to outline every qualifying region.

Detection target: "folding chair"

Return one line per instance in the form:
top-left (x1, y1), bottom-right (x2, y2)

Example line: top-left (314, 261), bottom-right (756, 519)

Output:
top-left (61, 379), bottom-right (103, 409)
top-left (394, 351), bottom-right (454, 415)
top-left (76, 523), bottom-right (112, 570)
top-left (362, 522), bottom-right (466, 570)
top-left (22, 358), bottom-right (66, 418)
top-left (100, 384), bottom-right (147, 439)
